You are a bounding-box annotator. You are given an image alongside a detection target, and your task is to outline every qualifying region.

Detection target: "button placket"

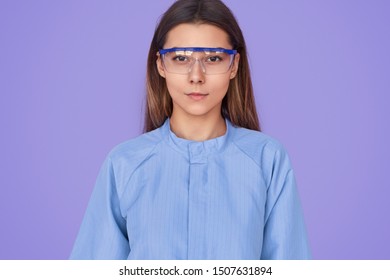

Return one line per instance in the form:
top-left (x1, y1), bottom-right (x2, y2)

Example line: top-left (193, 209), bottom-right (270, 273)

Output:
top-left (187, 142), bottom-right (209, 259)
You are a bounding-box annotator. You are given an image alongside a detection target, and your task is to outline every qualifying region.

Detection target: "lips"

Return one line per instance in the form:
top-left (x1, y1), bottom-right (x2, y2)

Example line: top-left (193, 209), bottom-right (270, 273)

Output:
top-left (186, 92), bottom-right (209, 101)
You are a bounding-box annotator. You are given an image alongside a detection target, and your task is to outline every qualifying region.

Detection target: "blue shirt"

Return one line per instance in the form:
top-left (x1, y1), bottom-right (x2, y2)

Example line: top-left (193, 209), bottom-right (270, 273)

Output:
top-left (70, 119), bottom-right (310, 259)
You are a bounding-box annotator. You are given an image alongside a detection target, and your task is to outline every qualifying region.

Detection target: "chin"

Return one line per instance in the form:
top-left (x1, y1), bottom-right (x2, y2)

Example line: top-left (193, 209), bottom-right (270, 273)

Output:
top-left (173, 101), bottom-right (222, 119)
top-left (182, 106), bottom-right (216, 117)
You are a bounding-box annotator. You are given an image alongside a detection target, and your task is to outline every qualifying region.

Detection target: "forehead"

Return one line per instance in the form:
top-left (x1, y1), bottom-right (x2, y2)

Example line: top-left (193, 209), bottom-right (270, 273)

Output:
top-left (164, 23), bottom-right (231, 49)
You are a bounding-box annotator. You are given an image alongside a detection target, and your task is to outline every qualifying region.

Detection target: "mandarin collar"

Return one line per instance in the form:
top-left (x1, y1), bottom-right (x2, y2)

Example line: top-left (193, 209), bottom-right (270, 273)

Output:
top-left (162, 118), bottom-right (231, 162)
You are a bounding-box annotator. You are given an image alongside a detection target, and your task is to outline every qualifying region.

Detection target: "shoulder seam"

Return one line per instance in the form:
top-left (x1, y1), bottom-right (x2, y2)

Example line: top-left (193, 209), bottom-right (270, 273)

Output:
top-left (231, 140), bottom-right (261, 170)
top-left (113, 140), bottom-right (162, 199)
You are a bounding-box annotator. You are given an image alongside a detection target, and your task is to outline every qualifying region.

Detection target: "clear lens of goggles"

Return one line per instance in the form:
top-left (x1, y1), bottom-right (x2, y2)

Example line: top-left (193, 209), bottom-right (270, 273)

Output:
top-left (160, 47), bottom-right (237, 75)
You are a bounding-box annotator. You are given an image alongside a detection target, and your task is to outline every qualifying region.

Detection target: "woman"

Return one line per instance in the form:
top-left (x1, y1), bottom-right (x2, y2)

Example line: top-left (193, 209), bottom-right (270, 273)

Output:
top-left (70, 0), bottom-right (311, 260)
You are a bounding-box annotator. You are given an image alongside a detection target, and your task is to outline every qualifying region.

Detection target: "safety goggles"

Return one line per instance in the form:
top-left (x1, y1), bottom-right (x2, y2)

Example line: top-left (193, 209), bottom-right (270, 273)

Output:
top-left (159, 47), bottom-right (237, 75)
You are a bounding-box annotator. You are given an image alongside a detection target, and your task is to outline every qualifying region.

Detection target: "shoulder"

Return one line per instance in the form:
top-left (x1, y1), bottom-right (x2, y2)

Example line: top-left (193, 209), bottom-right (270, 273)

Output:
top-left (229, 125), bottom-right (293, 186)
top-left (109, 127), bottom-right (163, 161)
top-left (229, 125), bottom-right (287, 162)
top-left (103, 126), bottom-right (165, 178)
top-left (99, 126), bottom-right (166, 192)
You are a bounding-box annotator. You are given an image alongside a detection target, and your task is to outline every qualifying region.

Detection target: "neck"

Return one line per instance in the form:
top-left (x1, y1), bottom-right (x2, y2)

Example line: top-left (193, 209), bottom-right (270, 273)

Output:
top-left (169, 113), bottom-right (226, 141)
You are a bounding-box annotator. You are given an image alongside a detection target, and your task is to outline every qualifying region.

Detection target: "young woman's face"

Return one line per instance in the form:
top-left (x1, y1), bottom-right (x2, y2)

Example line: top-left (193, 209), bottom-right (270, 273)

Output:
top-left (157, 23), bottom-right (240, 120)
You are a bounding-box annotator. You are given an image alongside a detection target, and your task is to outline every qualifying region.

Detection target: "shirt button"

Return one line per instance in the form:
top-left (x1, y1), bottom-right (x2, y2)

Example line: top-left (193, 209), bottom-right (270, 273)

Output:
top-left (189, 143), bottom-right (207, 164)
top-left (189, 142), bottom-right (204, 156)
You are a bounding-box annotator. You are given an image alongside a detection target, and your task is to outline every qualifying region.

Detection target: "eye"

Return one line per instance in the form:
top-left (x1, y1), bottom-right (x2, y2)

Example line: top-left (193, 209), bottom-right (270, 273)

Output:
top-left (206, 56), bottom-right (223, 63)
top-left (172, 55), bottom-right (189, 62)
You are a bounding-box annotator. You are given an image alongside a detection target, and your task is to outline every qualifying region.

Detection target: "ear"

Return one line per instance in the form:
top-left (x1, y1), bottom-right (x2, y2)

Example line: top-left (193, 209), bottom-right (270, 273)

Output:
top-left (230, 53), bottom-right (240, 79)
top-left (156, 53), bottom-right (166, 78)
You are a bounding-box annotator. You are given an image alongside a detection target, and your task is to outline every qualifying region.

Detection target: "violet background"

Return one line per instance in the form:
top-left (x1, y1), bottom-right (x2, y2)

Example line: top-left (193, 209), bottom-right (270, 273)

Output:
top-left (1, 0), bottom-right (389, 259)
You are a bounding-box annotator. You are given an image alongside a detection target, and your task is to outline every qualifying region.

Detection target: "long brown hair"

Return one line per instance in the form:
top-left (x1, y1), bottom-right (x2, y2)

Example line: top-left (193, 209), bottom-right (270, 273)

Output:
top-left (144, 0), bottom-right (260, 132)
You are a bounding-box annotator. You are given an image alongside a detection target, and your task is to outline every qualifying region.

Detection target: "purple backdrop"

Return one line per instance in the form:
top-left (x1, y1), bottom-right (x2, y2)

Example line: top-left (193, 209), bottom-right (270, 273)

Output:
top-left (1, 0), bottom-right (389, 259)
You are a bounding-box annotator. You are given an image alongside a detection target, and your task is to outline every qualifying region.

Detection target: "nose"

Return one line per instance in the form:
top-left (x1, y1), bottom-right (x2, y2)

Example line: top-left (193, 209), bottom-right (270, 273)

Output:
top-left (188, 58), bottom-right (205, 84)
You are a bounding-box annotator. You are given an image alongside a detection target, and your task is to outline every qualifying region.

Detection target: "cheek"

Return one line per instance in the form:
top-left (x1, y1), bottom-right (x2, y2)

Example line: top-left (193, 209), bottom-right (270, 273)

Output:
top-left (208, 75), bottom-right (231, 96)
top-left (165, 75), bottom-right (186, 95)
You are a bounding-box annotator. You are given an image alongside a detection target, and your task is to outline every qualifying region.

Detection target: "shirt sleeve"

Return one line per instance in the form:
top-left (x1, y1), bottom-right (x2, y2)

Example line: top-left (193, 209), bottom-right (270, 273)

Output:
top-left (69, 155), bottom-right (129, 259)
top-left (260, 145), bottom-right (311, 259)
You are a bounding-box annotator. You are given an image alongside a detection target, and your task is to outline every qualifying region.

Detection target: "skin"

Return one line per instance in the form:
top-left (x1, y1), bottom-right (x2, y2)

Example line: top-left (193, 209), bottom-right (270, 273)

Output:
top-left (156, 23), bottom-right (240, 141)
